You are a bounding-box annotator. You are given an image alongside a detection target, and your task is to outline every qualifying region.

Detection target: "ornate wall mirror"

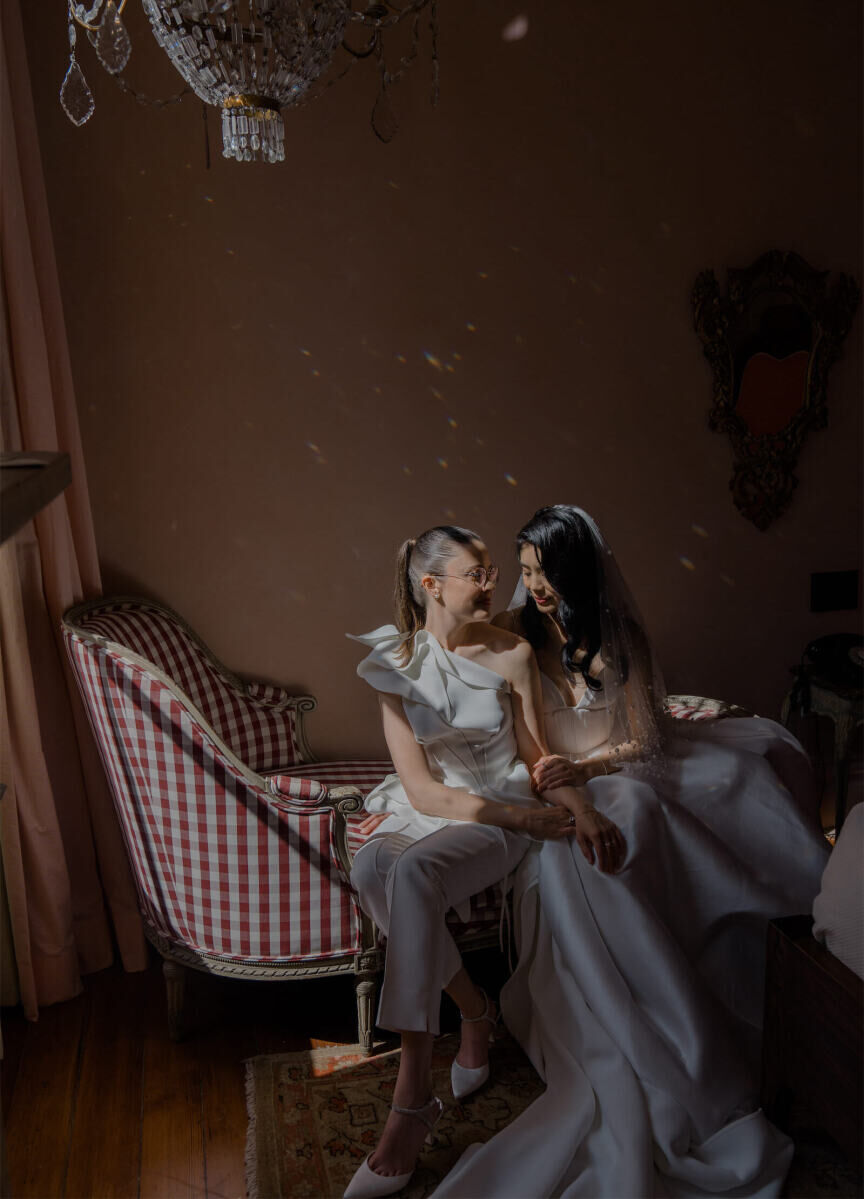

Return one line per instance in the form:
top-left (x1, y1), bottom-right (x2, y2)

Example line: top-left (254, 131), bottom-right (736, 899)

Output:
top-left (692, 251), bottom-right (859, 530)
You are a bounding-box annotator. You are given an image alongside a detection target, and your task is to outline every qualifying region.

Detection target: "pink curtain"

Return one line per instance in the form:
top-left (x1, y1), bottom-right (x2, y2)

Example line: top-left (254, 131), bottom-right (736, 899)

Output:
top-left (0, 0), bottom-right (146, 1019)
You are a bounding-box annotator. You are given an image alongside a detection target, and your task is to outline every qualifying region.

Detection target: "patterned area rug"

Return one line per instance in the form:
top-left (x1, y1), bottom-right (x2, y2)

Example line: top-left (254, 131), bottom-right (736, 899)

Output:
top-left (245, 1037), bottom-right (862, 1199)
top-left (244, 1033), bottom-right (543, 1198)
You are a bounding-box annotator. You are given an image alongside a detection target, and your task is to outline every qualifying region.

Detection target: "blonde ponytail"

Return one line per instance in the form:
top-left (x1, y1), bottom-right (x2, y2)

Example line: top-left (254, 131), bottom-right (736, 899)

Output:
top-left (392, 524), bottom-right (481, 665)
top-left (394, 538), bottom-right (425, 663)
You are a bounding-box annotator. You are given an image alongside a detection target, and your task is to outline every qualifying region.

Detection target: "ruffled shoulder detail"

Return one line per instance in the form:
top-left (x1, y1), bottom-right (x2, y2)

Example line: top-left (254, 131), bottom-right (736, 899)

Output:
top-left (347, 624), bottom-right (509, 728)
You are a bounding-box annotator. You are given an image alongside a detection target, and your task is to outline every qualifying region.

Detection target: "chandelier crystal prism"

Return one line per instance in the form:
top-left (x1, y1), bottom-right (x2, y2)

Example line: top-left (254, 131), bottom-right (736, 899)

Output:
top-left (62, 0), bottom-right (438, 163)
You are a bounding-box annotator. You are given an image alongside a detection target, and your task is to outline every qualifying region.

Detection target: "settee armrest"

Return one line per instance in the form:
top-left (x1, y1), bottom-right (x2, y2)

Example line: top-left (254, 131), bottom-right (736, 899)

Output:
top-left (266, 772), bottom-right (330, 808)
top-left (261, 775), bottom-right (366, 883)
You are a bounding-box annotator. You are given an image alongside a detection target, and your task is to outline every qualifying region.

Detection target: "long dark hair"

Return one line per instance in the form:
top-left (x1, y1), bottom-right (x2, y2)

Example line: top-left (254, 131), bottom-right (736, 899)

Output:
top-left (516, 506), bottom-right (604, 689)
top-left (393, 524), bottom-right (481, 663)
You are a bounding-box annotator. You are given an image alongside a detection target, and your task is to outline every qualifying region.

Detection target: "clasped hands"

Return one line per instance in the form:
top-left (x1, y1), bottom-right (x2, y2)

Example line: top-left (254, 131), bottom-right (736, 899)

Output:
top-left (531, 753), bottom-right (618, 792)
top-left (531, 754), bottom-right (625, 873)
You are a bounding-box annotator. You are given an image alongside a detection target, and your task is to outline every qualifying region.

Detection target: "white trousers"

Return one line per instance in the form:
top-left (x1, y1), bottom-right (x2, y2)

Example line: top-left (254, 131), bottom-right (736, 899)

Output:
top-left (350, 823), bottom-right (531, 1035)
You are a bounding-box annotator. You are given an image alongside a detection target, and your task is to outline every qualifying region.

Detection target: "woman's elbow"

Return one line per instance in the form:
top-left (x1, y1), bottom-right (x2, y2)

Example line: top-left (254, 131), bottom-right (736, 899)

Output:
top-left (402, 782), bottom-right (436, 815)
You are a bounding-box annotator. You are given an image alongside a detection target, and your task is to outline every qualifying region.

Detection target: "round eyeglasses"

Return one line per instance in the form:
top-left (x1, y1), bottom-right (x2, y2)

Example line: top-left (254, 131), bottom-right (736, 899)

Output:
top-left (431, 565), bottom-right (500, 589)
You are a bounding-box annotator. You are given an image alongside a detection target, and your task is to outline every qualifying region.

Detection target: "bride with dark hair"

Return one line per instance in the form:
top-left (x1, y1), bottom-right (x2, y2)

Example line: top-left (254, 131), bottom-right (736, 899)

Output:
top-left (427, 505), bottom-right (829, 1198)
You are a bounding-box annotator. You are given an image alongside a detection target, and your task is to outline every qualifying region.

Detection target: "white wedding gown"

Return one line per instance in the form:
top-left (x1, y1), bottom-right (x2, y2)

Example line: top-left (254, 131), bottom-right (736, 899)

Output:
top-left (427, 667), bottom-right (830, 1198)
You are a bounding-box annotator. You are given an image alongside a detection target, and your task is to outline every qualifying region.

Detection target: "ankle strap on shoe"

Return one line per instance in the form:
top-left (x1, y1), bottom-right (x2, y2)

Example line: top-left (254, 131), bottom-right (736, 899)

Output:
top-left (390, 1095), bottom-right (444, 1132)
top-left (460, 988), bottom-right (495, 1025)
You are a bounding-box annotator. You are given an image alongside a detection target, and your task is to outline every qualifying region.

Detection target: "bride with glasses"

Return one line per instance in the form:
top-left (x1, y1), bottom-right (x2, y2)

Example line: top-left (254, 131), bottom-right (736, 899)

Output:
top-left (344, 524), bottom-right (625, 1199)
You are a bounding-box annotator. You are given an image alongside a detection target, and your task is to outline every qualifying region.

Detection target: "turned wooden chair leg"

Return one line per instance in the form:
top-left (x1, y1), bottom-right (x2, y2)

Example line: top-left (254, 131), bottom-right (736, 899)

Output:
top-left (355, 969), bottom-right (379, 1056)
top-left (163, 958), bottom-right (190, 1042)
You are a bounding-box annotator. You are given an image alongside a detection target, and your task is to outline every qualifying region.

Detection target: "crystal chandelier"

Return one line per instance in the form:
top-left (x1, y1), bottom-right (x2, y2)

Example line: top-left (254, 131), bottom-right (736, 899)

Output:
top-left (61, 0), bottom-right (438, 163)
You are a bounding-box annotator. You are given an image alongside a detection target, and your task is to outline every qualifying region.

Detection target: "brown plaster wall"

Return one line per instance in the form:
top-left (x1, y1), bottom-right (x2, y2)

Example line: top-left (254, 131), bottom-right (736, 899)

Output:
top-left (21, 0), bottom-right (863, 758)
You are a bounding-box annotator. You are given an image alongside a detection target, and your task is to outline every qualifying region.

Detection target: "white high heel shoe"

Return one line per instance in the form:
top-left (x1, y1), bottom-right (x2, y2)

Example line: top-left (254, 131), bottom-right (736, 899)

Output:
top-left (451, 988), bottom-right (498, 1100)
top-left (343, 1095), bottom-right (444, 1199)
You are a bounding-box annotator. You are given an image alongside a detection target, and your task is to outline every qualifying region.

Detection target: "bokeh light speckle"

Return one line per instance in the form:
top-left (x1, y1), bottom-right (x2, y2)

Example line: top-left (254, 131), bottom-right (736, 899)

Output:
top-left (501, 14), bottom-right (529, 41)
top-left (679, 557), bottom-right (696, 571)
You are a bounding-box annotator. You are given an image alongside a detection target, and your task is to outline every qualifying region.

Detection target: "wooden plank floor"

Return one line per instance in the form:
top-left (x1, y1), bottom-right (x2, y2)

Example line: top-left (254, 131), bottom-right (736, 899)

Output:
top-left (2, 953), bottom-right (372, 1199)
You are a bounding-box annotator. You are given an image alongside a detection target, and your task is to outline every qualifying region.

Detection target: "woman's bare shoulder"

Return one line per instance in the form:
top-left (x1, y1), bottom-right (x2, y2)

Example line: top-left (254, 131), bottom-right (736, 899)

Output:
top-left (469, 622), bottom-right (533, 678)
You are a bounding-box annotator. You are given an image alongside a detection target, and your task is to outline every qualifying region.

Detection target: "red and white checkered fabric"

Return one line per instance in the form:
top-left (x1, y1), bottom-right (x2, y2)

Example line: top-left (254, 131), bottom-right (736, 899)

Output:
top-left (63, 631), bottom-right (366, 964)
top-left (68, 600), bottom-right (300, 773)
top-left (63, 602), bottom-right (516, 967)
top-left (665, 694), bottom-right (743, 721)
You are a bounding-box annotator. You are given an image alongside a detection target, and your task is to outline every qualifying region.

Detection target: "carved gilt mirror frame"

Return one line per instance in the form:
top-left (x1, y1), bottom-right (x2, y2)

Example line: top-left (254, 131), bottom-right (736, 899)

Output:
top-left (692, 251), bottom-right (859, 530)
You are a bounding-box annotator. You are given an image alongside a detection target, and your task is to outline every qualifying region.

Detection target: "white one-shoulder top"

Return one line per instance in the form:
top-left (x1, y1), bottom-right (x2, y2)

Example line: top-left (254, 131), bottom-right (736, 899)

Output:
top-left (349, 625), bottom-right (538, 843)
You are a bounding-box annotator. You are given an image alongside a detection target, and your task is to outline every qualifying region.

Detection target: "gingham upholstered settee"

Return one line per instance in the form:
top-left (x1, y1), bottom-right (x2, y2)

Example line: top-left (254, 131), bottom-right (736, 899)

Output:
top-left (61, 597), bottom-right (502, 1054)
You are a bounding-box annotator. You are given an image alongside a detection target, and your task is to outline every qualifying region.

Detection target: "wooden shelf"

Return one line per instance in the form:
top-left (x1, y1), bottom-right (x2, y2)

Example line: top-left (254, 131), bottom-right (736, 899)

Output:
top-left (0, 452), bottom-right (72, 545)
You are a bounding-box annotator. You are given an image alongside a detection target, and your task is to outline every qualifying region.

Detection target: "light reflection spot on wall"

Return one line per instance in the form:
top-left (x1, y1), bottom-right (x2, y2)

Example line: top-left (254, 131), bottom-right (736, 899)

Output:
top-left (691, 524), bottom-right (709, 538)
top-left (659, 222), bottom-right (672, 237)
top-left (402, 466), bottom-right (412, 475)
top-left (444, 508), bottom-right (456, 519)
top-left (396, 354), bottom-right (407, 364)
top-left (312, 369), bottom-right (320, 377)
top-left (387, 179), bottom-right (400, 190)
top-left (88, 403), bottom-right (97, 413)
top-left (226, 249), bottom-right (235, 255)
top-left (300, 349), bottom-right (312, 357)
top-left (452, 352), bottom-right (462, 361)
top-left (447, 417), bottom-right (458, 428)
top-left (445, 364), bottom-right (455, 373)
top-left (424, 351), bottom-right (443, 370)
top-left (430, 388), bottom-right (444, 400)
top-left (478, 271), bottom-right (488, 279)
top-left (505, 473), bottom-right (518, 486)
top-left (437, 458), bottom-right (448, 469)
top-left (373, 386), bottom-right (382, 394)
top-left (204, 195), bottom-right (215, 204)
top-left (720, 574), bottom-right (735, 587)
top-left (170, 520), bottom-right (178, 533)
top-left (466, 322), bottom-right (477, 332)
top-left (501, 14), bottom-right (529, 41)
top-left (679, 557), bottom-right (696, 571)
